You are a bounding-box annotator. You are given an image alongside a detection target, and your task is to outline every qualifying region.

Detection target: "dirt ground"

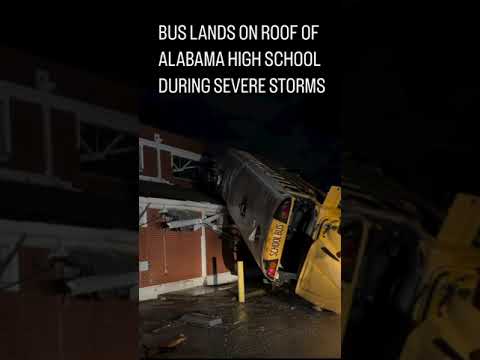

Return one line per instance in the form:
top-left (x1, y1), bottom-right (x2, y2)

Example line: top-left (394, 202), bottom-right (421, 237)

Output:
top-left (139, 283), bottom-right (341, 358)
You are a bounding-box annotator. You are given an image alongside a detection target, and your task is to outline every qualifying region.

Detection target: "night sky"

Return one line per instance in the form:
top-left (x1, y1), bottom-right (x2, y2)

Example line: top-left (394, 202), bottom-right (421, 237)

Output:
top-left (2, 7), bottom-right (478, 207)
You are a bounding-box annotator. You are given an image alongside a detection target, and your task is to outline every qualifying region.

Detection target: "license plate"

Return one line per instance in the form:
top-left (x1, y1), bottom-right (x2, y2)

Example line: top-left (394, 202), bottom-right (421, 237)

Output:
top-left (263, 219), bottom-right (288, 261)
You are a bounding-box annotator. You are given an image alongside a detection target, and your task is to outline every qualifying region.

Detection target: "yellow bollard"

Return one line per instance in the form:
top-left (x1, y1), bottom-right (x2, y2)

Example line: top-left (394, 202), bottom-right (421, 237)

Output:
top-left (237, 261), bottom-right (245, 303)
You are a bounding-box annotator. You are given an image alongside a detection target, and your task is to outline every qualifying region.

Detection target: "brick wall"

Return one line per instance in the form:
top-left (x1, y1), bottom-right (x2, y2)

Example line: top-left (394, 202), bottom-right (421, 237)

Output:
top-left (139, 227), bottom-right (202, 287)
top-left (139, 209), bottom-right (233, 290)
top-left (140, 128), bottom-right (206, 154)
top-left (0, 293), bottom-right (137, 360)
top-left (140, 127), bottom-right (206, 188)
top-left (1, 47), bottom-right (136, 198)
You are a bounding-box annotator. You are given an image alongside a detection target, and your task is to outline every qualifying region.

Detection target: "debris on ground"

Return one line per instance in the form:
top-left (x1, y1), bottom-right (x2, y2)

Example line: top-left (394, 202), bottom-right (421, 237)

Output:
top-left (140, 284), bottom-right (341, 358)
top-left (246, 288), bottom-right (266, 299)
top-left (217, 284), bottom-right (236, 291)
top-left (142, 320), bottom-right (164, 326)
top-left (162, 334), bottom-right (187, 348)
top-left (151, 323), bottom-right (172, 333)
top-left (142, 334), bottom-right (187, 358)
top-left (230, 288), bottom-right (267, 300)
top-left (179, 312), bottom-right (223, 327)
top-left (155, 294), bottom-right (197, 301)
top-left (151, 300), bottom-right (176, 305)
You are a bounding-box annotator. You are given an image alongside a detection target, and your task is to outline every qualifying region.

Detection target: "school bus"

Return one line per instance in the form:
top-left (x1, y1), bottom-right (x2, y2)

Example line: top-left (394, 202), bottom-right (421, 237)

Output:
top-left (341, 159), bottom-right (480, 358)
top-left (212, 148), bottom-right (341, 313)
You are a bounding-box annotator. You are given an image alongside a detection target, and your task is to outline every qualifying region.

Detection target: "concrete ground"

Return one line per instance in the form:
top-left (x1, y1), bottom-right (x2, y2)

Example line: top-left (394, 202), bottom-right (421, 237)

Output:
top-left (139, 283), bottom-right (340, 358)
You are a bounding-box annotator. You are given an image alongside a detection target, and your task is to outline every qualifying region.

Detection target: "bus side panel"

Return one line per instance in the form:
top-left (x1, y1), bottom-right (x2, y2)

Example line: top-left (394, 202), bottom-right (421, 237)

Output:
top-left (219, 149), bottom-right (288, 270)
top-left (295, 239), bottom-right (341, 313)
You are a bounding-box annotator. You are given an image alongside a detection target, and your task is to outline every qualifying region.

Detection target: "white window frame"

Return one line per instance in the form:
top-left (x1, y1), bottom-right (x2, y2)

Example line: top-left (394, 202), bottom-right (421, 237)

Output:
top-left (139, 133), bottom-right (203, 185)
top-left (171, 154), bottom-right (198, 182)
top-left (0, 79), bottom-right (140, 190)
top-left (138, 143), bottom-right (163, 181)
top-left (0, 95), bottom-right (12, 162)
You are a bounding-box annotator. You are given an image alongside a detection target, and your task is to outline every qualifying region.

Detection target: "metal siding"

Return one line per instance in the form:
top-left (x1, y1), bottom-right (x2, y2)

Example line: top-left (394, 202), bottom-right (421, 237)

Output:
top-left (219, 149), bottom-right (289, 269)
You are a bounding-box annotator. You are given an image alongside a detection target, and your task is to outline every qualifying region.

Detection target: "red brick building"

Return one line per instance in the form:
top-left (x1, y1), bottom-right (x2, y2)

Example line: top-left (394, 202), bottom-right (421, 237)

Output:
top-left (0, 48), bottom-right (138, 294)
top-left (0, 47), bottom-right (138, 359)
top-left (139, 128), bottom-right (237, 301)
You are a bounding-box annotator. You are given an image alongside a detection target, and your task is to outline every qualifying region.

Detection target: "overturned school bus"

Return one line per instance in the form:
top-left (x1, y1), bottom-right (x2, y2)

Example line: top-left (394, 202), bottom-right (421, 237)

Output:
top-left (341, 159), bottom-right (480, 359)
top-left (205, 148), bottom-right (341, 313)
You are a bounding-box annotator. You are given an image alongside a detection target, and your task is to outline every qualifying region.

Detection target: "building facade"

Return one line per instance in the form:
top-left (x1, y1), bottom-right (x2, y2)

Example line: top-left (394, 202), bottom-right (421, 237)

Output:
top-left (138, 128), bottom-right (237, 301)
top-left (0, 47), bottom-right (138, 295)
top-left (0, 47), bottom-right (139, 359)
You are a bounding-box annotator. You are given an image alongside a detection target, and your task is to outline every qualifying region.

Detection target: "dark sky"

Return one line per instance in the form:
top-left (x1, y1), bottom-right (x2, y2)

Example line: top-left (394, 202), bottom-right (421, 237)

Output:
top-left (339, 5), bottom-right (480, 204)
top-left (1, 17), bottom-right (341, 189)
top-left (1, 7), bottom-right (478, 204)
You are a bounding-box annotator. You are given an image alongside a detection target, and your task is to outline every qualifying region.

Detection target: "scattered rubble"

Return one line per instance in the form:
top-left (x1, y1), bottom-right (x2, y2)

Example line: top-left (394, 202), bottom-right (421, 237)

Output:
top-left (179, 312), bottom-right (223, 327)
top-left (139, 284), bottom-right (340, 357)
top-left (245, 288), bottom-right (266, 299)
top-left (142, 334), bottom-right (187, 358)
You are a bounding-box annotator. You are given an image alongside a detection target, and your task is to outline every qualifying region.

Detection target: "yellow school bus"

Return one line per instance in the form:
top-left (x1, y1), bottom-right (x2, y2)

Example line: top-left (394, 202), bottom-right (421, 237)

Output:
top-left (341, 159), bottom-right (480, 358)
top-left (215, 148), bottom-right (341, 313)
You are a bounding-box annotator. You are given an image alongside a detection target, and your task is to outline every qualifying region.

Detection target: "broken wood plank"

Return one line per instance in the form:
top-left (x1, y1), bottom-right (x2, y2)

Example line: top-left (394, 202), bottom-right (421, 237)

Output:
top-left (142, 334), bottom-right (187, 358)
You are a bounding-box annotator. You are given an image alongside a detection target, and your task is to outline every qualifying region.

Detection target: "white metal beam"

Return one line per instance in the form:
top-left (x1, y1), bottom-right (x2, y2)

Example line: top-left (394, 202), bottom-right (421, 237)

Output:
top-left (0, 168), bottom-right (78, 191)
top-left (139, 196), bottom-right (224, 213)
top-left (103, 134), bottom-right (125, 155)
top-left (66, 272), bottom-right (138, 295)
top-left (172, 166), bottom-right (196, 173)
top-left (0, 80), bottom-right (140, 134)
top-left (139, 137), bottom-right (201, 162)
top-left (172, 159), bottom-right (197, 173)
top-left (139, 175), bottom-right (173, 185)
top-left (167, 214), bottom-right (221, 229)
top-left (0, 219), bottom-right (137, 254)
